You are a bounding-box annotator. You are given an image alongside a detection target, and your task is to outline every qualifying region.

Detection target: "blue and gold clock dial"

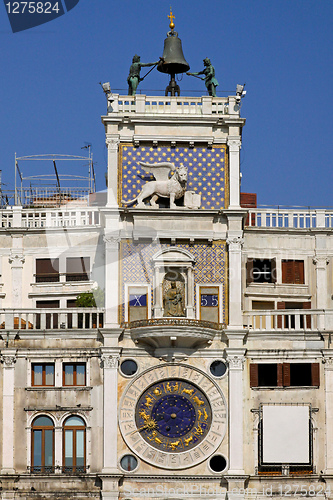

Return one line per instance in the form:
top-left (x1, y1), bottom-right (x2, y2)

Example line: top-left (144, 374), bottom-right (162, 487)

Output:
top-left (135, 379), bottom-right (212, 453)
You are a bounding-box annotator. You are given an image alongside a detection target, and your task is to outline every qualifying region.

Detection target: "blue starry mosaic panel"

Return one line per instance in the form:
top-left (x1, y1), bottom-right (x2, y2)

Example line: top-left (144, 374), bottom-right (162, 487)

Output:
top-left (119, 145), bottom-right (227, 210)
top-left (119, 241), bottom-right (226, 323)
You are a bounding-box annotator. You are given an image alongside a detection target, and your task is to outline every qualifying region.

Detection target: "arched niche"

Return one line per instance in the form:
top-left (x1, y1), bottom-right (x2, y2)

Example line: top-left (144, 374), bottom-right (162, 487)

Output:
top-left (152, 247), bottom-right (195, 318)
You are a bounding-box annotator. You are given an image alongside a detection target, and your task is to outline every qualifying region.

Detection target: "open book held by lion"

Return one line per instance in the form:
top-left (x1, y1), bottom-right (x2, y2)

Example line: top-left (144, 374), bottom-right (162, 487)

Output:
top-left (122, 161), bottom-right (188, 209)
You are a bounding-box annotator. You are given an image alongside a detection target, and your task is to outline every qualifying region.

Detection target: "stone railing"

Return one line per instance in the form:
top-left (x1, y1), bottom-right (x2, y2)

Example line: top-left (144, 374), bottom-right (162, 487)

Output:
top-left (246, 208), bottom-right (333, 229)
top-left (0, 207), bottom-right (100, 228)
top-left (108, 94), bottom-right (237, 116)
top-left (243, 309), bottom-right (333, 332)
top-left (0, 308), bottom-right (104, 331)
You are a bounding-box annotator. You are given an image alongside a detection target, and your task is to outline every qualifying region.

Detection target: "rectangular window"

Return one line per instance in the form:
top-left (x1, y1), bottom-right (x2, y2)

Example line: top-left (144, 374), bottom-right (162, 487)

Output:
top-left (36, 258), bottom-right (59, 283)
top-left (63, 363), bottom-right (86, 386)
top-left (128, 286), bottom-right (148, 323)
top-left (32, 364), bottom-right (55, 387)
top-left (282, 260), bottom-right (305, 284)
top-left (250, 363), bottom-right (319, 388)
top-left (199, 286), bottom-right (219, 323)
top-left (66, 257), bottom-right (90, 282)
top-left (246, 258), bottom-right (276, 284)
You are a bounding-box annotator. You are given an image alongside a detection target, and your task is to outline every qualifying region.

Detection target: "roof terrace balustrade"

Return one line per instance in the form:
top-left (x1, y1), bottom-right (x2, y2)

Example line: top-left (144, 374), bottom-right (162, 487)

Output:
top-left (0, 308), bottom-right (104, 331)
top-left (0, 207), bottom-right (100, 228)
top-left (245, 208), bottom-right (333, 229)
top-left (243, 308), bottom-right (333, 332)
top-left (108, 94), bottom-right (236, 116)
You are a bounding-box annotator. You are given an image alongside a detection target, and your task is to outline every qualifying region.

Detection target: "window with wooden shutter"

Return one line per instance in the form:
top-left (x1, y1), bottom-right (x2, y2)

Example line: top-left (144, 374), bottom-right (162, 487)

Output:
top-left (282, 260), bottom-right (305, 284)
top-left (311, 363), bottom-right (320, 386)
top-left (66, 257), bottom-right (90, 282)
top-left (250, 364), bottom-right (259, 387)
top-left (283, 362), bottom-right (291, 387)
top-left (36, 258), bottom-right (59, 283)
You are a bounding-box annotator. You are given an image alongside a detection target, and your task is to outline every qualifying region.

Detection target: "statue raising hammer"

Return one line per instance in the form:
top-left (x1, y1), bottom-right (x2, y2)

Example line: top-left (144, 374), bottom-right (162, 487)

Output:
top-left (187, 58), bottom-right (219, 97)
top-left (127, 54), bottom-right (160, 95)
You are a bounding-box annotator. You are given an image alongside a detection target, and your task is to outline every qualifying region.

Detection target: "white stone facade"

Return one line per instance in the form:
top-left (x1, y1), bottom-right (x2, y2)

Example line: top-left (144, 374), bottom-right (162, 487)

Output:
top-left (0, 92), bottom-right (332, 500)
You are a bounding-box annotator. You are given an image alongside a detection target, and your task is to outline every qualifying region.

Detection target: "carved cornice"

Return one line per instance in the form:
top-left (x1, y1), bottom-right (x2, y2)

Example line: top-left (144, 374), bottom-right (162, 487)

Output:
top-left (1, 355), bottom-right (17, 368)
top-left (101, 354), bottom-right (120, 369)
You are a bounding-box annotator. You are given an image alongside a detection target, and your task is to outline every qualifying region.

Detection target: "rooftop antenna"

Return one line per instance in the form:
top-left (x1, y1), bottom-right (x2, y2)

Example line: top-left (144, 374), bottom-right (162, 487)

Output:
top-left (81, 143), bottom-right (93, 192)
top-left (53, 160), bottom-right (62, 207)
top-left (14, 154), bottom-right (23, 205)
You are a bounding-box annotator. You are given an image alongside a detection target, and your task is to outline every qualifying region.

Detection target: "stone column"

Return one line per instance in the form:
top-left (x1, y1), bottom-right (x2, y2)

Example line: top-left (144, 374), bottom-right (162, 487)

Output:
top-left (106, 137), bottom-right (120, 207)
top-left (104, 235), bottom-right (121, 328)
top-left (227, 237), bottom-right (244, 329)
top-left (227, 138), bottom-right (241, 209)
top-left (1, 352), bottom-right (16, 474)
top-left (226, 349), bottom-right (246, 475)
top-left (324, 357), bottom-right (333, 473)
top-left (101, 351), bottom-right (121, 473)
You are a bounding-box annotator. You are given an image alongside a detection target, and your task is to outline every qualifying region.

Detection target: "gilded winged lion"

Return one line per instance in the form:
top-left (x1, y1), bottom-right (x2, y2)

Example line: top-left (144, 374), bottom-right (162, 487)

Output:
top-left (122, 161), bottom-right (188, 209)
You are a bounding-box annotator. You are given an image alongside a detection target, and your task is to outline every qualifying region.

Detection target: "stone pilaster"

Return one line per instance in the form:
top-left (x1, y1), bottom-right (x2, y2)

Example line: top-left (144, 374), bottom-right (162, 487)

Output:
top-left (323, 356), bottom-right (333, 473)
top-left (104, 234), bottom-right (121, 328)
top-left (8, 239), bottom-right (25, 309)
top-left (1, 352), bottom-right (17, 474)
top-left (227, 237), bottom-right (244, 330)
top-left (226, 349), bottom-right (246, 475)
top-left (100, 351), bottom-right (121, 474)
top-left (106, 136), bottom-right (120, 207)
top-left (227, 138), bottom-right (241, 209)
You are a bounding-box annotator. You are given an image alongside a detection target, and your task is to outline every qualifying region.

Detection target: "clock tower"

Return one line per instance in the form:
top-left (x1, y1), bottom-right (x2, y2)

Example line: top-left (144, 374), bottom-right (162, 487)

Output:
top-left (100, 18), bottom-right (246, 498)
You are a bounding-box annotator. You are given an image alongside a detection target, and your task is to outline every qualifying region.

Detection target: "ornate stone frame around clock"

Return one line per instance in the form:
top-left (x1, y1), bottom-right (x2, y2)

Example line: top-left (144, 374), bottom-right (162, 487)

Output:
top-left (119, 363), bottom-right (228, 470)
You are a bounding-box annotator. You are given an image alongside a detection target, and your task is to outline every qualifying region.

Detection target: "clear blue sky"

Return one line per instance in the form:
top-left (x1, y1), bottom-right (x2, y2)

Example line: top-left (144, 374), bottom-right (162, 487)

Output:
top-left (1, 0), bottom-right (332, 207)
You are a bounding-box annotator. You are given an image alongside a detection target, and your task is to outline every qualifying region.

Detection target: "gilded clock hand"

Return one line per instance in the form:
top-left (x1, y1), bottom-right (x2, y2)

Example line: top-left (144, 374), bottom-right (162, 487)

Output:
top-left (130, 419), bottom-right (157, 435)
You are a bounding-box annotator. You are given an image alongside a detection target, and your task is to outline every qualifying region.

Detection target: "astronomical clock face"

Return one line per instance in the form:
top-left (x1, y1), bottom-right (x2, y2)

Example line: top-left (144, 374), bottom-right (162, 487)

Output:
top-left (119, 364), bottom-right (227, 470)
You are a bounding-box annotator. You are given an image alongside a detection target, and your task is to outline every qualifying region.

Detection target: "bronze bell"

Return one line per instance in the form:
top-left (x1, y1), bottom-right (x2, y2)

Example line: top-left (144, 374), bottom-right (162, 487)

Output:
top-left (158, 30), bottom-right (190, 96)
top-left (158, 31), bottom-right (190, 76)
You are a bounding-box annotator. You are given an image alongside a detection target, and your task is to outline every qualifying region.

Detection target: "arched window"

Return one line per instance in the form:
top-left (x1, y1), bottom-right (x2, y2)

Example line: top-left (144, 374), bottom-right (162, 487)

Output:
top-left (31, 415), bottom-right (54, 473)
top-left (63, 416), bottom-right (86, 472)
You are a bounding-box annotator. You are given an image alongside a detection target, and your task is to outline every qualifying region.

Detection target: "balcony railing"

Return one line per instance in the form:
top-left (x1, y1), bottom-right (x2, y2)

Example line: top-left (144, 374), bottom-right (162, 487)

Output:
top-left (245, 208), bottom-right (333, 229)
top-left (0, 309), bottom-right (104, 331)
top-left (122, 317), bottom-right (224, 330)
top-left (244, 309), bottom-right (333, 332)
top-left (34, 272), bottom-right (90, 283)
top-left (109, 94), bottom-right (236, 116)
top-left (0, 207), bottom-right (100, 228)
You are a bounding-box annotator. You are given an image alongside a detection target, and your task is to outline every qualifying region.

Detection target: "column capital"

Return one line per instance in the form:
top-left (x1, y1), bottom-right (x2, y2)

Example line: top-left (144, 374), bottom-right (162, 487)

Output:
top-left (1, 354), bottom-right (17, 368)
top-left (313, 256), bottom-right (329, 266)
top-left (105, 136), bottom-right (120, 150)
top-left (226, 349), bottom-right (246, 370)
top-left (104, 234), bottom-right (121, 251)
top-left (227, 236), bottom-right (244, 249)
top-left (227, 137), bottom-right (242, 152)
top-left (100, 353), bottom-right (120, 369)
top-left (8, 253), bottom-right (25, 267)
top-left (323, 357), bottom-right (333, 370)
